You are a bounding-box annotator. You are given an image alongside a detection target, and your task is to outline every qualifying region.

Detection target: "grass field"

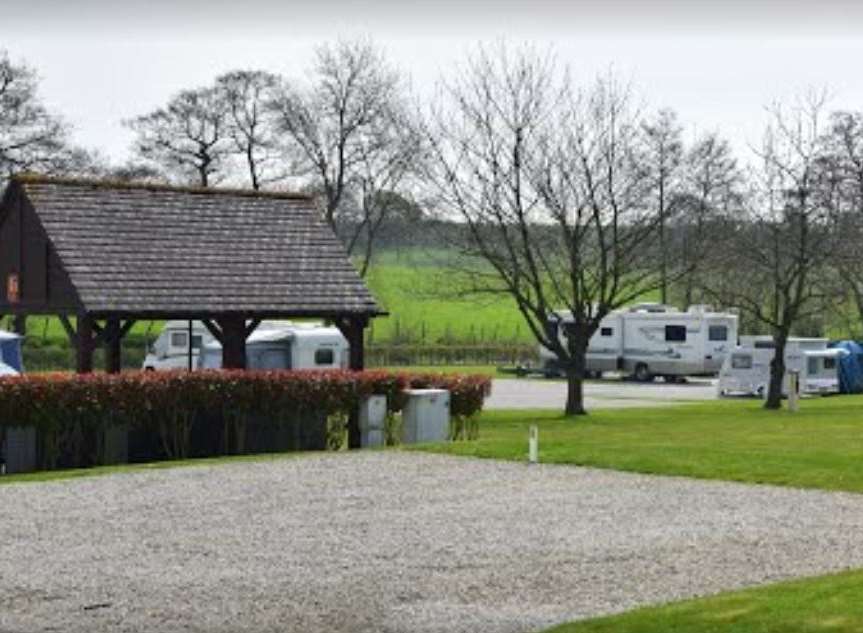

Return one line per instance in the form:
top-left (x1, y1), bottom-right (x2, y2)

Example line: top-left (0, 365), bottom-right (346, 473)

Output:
top-left (416, 397), bottom-right (863, 493)
top-left (5, 251), bottom-right (530, 349)
top-left (364, 262), bottom-right (530, 344)
top-left (543, 568), bottom-right (863, 633)
top-left (5, 245), bottom-right (860, 352)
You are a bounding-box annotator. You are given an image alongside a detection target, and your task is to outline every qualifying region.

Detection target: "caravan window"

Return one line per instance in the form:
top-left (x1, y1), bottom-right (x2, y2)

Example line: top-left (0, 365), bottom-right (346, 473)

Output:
top-left (824, 357), bottom-right (836, 370)
top-left (600, 327), bottom-right (613, 337)
top-left (191, 335), bottom-right (203, 349)
top-left (665, 325), bottom-right (687, 342)
top-left (731, 354), bottom-right (753, 369)
top-left (708, 325), bottom-right (728, 341)
top-left (260, 350), bottom-right (288, 370)
top-left (170, 332), bottom-right (188, 349)
top-left (807, 357), bottom-right (819, 375)
top-left (315, 349), bottom-right (335, 365)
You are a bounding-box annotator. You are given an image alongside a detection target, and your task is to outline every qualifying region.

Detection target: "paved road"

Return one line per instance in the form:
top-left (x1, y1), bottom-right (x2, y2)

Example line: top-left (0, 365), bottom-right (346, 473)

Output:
top-left (2, 453), bottom-right (863, 633)
top-left (486, 377), bottom-right (718, 409)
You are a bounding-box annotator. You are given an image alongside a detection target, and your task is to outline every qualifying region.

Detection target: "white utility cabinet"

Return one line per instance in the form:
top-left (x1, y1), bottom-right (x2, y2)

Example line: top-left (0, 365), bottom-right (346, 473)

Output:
top-left (402, 389), bottom-right (450, 444)
top-left (359, 395), bottom-right (387, 448)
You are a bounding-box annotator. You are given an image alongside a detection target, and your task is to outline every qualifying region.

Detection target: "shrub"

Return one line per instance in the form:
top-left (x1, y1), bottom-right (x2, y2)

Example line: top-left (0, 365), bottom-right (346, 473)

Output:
top-left (0, 369), bottom-right (491, 468)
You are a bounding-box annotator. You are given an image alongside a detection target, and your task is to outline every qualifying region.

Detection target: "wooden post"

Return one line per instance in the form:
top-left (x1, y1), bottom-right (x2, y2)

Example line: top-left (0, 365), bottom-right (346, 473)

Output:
top-left (219, 316), bottom-right (247, 369)
top-left (346, 316), bottom-right (367, 449)
top-left (12, 315), bottom-right (26, 336)
top-left (76, 314), bottom-right (95, 374)
top-left (348, 317), bottom-right (366, 372)
top-left (105, 317), bottom-right (122, 374)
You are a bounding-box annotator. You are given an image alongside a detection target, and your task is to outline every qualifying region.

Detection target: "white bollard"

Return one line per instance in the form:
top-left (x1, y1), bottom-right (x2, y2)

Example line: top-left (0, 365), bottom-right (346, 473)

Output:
top-left (788, 371), bottom-right (799, 412)
top-left (528, 424), bottom-right (539, 464)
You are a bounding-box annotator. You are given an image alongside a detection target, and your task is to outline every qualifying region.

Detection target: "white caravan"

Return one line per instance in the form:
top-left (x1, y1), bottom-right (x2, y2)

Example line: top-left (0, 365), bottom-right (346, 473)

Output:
top-left (540, 304), bottom-right (739, 381)
top-left (717, 336), bottom-right (845, 397)
top-left (142, 321), bottom-right (216, 371)
top-left (0, 362), bottom-right (17, 376)
top-left (199, 321), bottom-right (349, 371)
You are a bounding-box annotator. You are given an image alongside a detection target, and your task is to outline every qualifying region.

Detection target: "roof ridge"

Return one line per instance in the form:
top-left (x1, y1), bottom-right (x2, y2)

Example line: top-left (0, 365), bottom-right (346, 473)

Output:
top-left (13, 173), bottom-right (314, 202)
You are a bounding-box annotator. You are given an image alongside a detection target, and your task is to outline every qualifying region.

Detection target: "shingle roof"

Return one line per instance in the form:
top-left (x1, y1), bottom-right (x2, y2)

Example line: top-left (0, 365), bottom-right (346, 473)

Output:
top-left (15, 176), bottom-right (383, 316)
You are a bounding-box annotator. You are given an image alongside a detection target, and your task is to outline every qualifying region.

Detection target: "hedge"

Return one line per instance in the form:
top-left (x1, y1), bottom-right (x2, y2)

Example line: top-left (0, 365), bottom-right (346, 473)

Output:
top-left (0, 370), bottom-right (492, 468)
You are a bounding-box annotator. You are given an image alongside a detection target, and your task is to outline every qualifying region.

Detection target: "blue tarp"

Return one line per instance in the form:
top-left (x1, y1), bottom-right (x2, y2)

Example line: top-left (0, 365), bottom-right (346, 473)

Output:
top-left (0, 331), bottom-right (23, 372)
top-left (830, 340), bottom-right (863, 394)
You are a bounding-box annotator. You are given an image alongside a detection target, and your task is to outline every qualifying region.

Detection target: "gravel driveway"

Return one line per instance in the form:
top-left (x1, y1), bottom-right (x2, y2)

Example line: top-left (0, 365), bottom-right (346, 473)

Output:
top-left (3, 452), bottom-right (863, 633)
top-left (486, 377), bottom-right (718, 409)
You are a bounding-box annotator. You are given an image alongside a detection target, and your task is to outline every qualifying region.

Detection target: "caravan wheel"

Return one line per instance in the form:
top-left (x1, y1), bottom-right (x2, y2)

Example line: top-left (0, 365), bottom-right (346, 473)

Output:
top-left (634, 363), bottom-right (653, 382)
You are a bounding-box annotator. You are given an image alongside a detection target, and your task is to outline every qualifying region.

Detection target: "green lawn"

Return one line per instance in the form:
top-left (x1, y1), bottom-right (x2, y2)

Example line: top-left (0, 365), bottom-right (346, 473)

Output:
top-left (543, 568), bottom-right (863, 633)
top-left (416, 397), bottom-right (863, 493)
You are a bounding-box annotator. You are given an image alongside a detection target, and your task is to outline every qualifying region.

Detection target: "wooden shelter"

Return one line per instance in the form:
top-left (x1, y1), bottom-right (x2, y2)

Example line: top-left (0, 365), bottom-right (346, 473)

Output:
top-left (0, 175), bottom-right (384, 375)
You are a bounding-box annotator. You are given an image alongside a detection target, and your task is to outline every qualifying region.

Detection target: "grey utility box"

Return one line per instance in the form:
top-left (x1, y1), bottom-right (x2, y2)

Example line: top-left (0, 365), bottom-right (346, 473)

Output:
top-left (359, 395), bottom-right (387, 448)
top-left (3, 426), bottom-right (37, 474)
top-left (102, 426), bottom-right (129, 465)
top-left (402, 389), bottom-right (450, 444)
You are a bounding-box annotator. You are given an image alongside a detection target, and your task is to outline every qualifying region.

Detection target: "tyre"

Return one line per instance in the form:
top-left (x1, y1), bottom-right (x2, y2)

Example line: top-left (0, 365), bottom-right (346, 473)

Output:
top-left (634, 363), bottom-right (652, 382)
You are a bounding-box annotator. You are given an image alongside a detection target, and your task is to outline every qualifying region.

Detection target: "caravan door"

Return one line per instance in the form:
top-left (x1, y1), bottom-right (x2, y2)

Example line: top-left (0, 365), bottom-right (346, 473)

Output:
top-left (703, 317), bottom-right (737, 374)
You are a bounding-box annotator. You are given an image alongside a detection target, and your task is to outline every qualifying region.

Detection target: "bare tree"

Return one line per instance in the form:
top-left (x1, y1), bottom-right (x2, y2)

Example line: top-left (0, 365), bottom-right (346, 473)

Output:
top-left (822, 110), bottom-right (863, 334)
top-left (216, 70), bottom-right (284, 190)
top-left (126, 87), bottom-right (231, 187)
top-left (642, 108), bottom-right (684, 304)
top-left (346, 107), bottom-right (423, 276)
top-left (0, 50), bottom-right (70, 179)
top-left (425, 46), bottom-right (677, 415)
top-left (270, 39), bottom-right (417, 273)
top-left (673, 132), bottom-right (742, 306)
top-left (705, 96), bottom-right (839, 409)
top-left (105, 160), bottom-right (166, 183)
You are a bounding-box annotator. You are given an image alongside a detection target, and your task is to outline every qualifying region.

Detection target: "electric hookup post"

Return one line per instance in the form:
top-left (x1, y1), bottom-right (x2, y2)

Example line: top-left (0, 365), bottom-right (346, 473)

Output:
top-left (788, 371), bottom-right (800, 412)
top-left (528, 424), bottom-right (538, 464)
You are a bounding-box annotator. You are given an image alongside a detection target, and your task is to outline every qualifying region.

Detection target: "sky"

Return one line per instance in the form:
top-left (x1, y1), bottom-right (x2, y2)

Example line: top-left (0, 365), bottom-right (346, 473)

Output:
top-left (3, 0), bottom-right (863, 164)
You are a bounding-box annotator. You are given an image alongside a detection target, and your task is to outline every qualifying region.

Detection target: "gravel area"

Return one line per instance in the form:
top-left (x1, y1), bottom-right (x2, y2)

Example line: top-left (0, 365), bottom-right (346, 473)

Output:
top-left (486, 377), bottom-right (718, 410)
top-left (3, 452), bottom-right (863, 633)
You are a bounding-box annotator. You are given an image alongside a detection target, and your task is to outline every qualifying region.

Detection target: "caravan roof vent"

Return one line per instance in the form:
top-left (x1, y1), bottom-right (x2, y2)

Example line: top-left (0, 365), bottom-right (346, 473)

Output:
top-left (628, 303), bottom-right (675, 313)
top-left (687, 304), bottom-right (714, 314)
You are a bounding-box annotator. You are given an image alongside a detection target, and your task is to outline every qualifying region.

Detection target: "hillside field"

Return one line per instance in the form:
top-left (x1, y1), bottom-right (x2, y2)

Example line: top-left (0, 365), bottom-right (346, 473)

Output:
top-left (5, 247), bottom-right (860, 352)
top-left (6, 249), bottom-right (535, 349)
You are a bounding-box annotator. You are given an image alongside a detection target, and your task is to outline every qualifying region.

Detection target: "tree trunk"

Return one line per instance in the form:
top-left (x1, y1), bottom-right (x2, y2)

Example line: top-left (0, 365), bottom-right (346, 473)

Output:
top-left (659, 179), bottom-right (667, 305)
top-left (564, 338), bottom-right (588, 416)
top-left (565, 367), bottom-right (586, 415)
top-left (13, 315), bottom-right (26, 336)
top-left (764, 335), bottom-right (787, 410)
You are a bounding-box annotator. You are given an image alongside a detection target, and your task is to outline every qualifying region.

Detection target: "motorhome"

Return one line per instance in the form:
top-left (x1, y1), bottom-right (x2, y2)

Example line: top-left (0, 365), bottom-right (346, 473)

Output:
top-left (540, 304), bottom-right (739, 381)
top-left (717, 336), bottom-right (846, 397)
top-left (199, 321), bottom-right (349, 371)
top-left (142, 321), bottom-right (215, 371)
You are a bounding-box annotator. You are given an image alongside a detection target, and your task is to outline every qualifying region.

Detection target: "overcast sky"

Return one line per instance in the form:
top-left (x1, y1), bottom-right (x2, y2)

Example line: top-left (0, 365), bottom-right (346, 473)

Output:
top-left (3, 0), bottom-right (863, 164)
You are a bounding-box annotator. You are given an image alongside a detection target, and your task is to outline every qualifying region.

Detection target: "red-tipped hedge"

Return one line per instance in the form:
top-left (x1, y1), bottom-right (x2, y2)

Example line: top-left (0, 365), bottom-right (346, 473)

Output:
top-left (0, 369), bottom-right (491, 432)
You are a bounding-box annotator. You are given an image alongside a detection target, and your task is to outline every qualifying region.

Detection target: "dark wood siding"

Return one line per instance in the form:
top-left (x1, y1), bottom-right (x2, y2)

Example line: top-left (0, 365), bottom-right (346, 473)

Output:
top-left (0, 185), bottom-right (23, 310)
top-left (0, 183), bottom-right (79, 313)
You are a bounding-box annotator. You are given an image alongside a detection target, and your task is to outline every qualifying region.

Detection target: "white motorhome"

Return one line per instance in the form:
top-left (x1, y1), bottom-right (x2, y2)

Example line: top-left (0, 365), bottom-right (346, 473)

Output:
top-left (540, 304), bottom-right (738, 381)
top-left (142, 321), bottom-right (215, 371)
top-left (717, 336), bottom-right (846, 397)
top-left (199, 321), bottom-right (349, 371)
